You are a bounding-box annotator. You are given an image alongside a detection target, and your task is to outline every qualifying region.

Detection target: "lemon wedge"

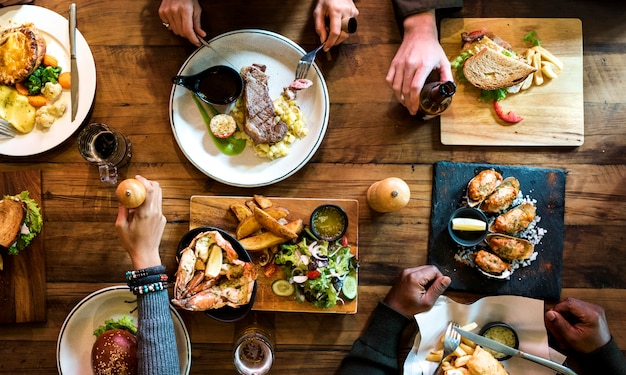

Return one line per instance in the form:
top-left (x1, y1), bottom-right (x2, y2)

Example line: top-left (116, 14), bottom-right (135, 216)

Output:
top-left (452, 218), bottom-right (487, 231)
top-left (205, 244), bottom-right (223, 278)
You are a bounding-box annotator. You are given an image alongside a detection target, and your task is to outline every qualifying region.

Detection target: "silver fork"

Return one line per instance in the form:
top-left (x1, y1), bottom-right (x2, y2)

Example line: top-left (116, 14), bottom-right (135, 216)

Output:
top-left (295, 43), bottom-right (325, 80)
top-left (434, 321), bottom-right (461, 375)
top-left (0, 118), bottom-right (18, 139)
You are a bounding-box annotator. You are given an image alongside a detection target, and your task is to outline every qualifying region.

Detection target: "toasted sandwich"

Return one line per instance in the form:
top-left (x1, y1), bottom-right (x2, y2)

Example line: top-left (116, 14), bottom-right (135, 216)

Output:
top-left (452, 31), bottom-right (537, 92)
top-left (0, 191), bottom-right (42, 256)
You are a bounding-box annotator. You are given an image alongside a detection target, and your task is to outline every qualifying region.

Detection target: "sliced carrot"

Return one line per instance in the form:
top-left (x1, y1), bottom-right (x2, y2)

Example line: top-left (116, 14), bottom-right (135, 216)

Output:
top-left (58, 72), bottom-right (71, 89)
top-left (43, 54), bottom-right (58, 67)
top-left (15, 82), bottom-right (29, 96)
top-left (28, 95), bottom-right (48, 107)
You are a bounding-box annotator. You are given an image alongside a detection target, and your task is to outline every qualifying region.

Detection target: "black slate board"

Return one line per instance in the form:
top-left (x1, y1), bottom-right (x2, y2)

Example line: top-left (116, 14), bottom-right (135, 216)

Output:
top-left (428, 161), bottom-right (566, 301)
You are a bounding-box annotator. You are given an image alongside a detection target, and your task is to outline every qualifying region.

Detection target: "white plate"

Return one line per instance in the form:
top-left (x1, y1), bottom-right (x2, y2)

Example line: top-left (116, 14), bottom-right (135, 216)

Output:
top-left (56, 285), bottom-right (191, 375)
top-left (169, 29), bottom-right (330, 187)
top-left (0, 5), bottom-right (96, 157)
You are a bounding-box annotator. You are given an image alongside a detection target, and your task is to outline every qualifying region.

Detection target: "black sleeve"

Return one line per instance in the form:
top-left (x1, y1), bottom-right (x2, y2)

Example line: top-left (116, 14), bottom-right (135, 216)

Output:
top-left (578, 337), bottom-right (626, 375)
top-left (391, 0), bottom-right (463, 23)
top-left (337, 302), bottom-right (413, 375)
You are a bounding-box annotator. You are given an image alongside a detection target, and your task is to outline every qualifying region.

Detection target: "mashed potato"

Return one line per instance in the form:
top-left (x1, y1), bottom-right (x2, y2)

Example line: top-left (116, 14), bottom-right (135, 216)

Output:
top-left (230, 93), bottom-right (308, 160)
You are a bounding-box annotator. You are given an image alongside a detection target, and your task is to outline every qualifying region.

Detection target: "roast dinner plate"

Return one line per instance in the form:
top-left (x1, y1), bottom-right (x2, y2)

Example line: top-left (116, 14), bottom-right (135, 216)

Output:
top-left (0, 5), bottom-right (97, 156)
top-left (189, 195), bottom-right (359, 313)
top-left (169, 29), bottom-right (330, 187)
top-left (56, 285), bottom-right (191, 375)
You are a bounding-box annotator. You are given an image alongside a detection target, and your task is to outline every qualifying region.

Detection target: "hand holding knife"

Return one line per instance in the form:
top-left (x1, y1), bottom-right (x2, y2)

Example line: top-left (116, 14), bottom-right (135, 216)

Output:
top-left (68, 3), bottom-right (78, 122)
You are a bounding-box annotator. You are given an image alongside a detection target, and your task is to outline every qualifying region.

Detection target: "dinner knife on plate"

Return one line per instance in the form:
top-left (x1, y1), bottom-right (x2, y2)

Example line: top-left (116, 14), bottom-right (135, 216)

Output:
top-left (68, 3), bottom-right (78, 121)
top-left (455, 327), bottom-right (578, 375)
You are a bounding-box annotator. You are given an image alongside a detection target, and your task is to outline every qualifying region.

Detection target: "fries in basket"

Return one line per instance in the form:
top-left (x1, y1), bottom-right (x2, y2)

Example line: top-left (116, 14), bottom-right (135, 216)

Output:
top-left (426, 322), bottom-right (507, 375)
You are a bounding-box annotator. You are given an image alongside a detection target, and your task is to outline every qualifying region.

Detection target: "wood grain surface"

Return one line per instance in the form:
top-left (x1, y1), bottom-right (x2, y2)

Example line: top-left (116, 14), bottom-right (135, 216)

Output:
top-left (0, 170), bottom-right (46, 323)
top-left (440, 18), bottom-right (584, 146)
top-left (189, 196), bottom-right (359, 314)
top-left (0, 0), bottom-right (624, 373)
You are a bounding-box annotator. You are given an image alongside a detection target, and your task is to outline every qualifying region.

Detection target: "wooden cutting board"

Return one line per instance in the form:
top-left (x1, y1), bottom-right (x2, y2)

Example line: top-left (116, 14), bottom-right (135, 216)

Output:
top-left (0, 170), bottom-right (46, 323)
top-left (440, 18), bottom-right (583, 146)
top-left (428, 161), bottom-right (566, 301)
top-left (189, 196), bottom-right (359, 314)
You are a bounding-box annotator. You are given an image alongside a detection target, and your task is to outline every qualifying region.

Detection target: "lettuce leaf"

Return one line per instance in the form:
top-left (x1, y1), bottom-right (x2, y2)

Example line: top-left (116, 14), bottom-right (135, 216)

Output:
top-left (93, 316), bottom-right (137, 337)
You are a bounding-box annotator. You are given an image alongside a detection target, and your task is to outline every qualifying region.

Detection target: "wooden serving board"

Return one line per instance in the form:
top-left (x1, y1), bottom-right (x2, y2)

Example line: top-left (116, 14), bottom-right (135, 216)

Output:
top-left (0, 170), bottom-right (46, 323)
top-left (440, 18), bottom-right (583, 146)
top-left (189, 196), bottom-right (359, 314)
top-left (428, 161), bottom-right (566, 301)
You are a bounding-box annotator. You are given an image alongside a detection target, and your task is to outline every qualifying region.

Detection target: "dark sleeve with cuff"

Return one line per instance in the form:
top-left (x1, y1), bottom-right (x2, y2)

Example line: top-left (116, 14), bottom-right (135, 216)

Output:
top-left (337, 301), bottom-right (413, 375)
top-left (391, 0), bottom-right (463, 22)
top-left (578, 337), bottom-right (626, 375)
top-left (137, 289), bottom-right (181, 375)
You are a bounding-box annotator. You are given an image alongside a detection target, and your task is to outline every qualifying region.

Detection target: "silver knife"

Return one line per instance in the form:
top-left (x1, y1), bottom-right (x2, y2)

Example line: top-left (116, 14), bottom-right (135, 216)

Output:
top-left (68, 3), bottom-right (78, 121)
top-left (455, 327), bottom-right (578, 375)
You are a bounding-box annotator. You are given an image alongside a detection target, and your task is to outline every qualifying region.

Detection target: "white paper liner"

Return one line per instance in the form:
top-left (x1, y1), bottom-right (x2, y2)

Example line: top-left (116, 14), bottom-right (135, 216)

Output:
top-left (404, 295), bottom-right (567, 375)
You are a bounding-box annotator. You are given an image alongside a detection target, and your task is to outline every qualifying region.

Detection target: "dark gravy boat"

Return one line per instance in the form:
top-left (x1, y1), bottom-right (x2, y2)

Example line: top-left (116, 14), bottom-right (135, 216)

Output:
top-left (172, 65), bottom-right (243, 112)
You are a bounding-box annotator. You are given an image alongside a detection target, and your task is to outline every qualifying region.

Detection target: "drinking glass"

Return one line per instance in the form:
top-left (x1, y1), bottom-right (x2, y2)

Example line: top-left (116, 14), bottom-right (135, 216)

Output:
top-left (77, 123), bottom-right (132, 184)
top-left (233, 324), bottom-right (274, 375)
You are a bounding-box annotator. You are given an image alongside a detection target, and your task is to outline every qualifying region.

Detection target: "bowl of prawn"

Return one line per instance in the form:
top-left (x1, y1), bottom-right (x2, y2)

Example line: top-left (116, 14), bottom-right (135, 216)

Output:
top-left (174, 226), bottom-right (257, 323)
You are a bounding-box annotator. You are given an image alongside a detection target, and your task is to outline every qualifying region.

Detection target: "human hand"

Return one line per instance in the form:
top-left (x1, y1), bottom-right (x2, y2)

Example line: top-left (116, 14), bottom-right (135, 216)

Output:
top-left (544, 297), bottom-right (612, 354)
top-left (386, 11), bottom-right (454, 116)
top-left (384, 265), bottom-right (451, 318)
top-left (158, 0), bottom-right (205, 46)
top-left (115, 175), bottom-right (166, 270)
top-left (313, 0), bottom-right (359, 51)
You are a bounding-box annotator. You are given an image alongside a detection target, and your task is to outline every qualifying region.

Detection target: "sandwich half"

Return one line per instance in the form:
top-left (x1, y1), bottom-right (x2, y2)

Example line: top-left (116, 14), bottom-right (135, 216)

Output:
top-left (461, 36), bottom-right (537, 91)
top-left (0, 191), bottom-right (43, 256)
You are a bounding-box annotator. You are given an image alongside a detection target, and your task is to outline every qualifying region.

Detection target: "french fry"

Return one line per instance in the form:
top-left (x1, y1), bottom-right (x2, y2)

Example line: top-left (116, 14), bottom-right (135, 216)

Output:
top-left (426, 350), bottom-right (443, 362)
top-left (460, 322), bottom-right (478, 331)
top-left (454, 354), bottom-right (472, 367)
top-left (532, 53), bottom-right (544, 85)
top-left (245, 200), bottom-right (258, 212)
top-left (541, 61), bottom-right (560, 79)
top-left (239, 219), bottom-right (303, 251)
top-left (230, 203), bottom-right (252, 222)
top-left (253, 206), bottom-right (298, 239)
top-left (521, 72), bottom-right (534, 91)
top-left (459, 343), bottom-right (475, 355)
top-left (236, 207), bottom-right (289, 239)
top-left (535, 45), bottom-right (564, 70)
top-left (253, 194), bottom-right (273, 209)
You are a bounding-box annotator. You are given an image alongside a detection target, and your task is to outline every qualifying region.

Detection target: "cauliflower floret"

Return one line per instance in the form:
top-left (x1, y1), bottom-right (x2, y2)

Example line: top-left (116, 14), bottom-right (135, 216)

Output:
top-left (35, 100), bottom-right (67, 128)
top-left (41, 82), bottom-right (63, 102)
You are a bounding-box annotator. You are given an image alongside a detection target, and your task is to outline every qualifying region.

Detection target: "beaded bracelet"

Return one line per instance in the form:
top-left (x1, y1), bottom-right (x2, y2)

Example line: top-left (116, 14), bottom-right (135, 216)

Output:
top-left (128, 273), bottom-right (168, 288)
top-left (131, 281), bottom-right (168, 295)
top-left (125, 265), bottom-right (166, 281)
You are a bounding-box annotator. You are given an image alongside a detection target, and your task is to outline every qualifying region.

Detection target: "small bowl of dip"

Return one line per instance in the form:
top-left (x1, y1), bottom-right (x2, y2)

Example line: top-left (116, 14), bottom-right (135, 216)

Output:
top-left (310, 204), bottom-right (348, 241)
top-left (479, 321), bottom-right (519, 360)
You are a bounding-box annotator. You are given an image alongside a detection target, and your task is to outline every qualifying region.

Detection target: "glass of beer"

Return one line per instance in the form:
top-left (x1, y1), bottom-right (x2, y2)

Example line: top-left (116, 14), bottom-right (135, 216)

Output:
top-left (77, 123), bottom-right (132, 184)
top-left (233, 324), bottom-right (274, 375)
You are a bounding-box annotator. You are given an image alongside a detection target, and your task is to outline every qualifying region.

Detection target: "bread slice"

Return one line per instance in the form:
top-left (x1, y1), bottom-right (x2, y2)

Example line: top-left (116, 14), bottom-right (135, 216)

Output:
top-left (463, 47), bottom-right (537, 90)
top-left (0, 198), bottom-right (25, 248)
top-left (0, 23), bottom-right (47, 85)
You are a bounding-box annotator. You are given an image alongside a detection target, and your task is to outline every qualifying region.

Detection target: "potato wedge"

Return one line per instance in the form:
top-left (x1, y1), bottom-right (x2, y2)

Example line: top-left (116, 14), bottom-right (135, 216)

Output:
top-left (254, 206), bottom-right (297, 239)
top-left (236, 207), bottom-right (289, 239)
top-left (246, 200), bottom-right (258, 212)
top-left (230, 203), bottom-right (252, 222)
top-left (253, 194), bottom-right (273, 209)
top-left (239, 219), bottom-right (303, 251)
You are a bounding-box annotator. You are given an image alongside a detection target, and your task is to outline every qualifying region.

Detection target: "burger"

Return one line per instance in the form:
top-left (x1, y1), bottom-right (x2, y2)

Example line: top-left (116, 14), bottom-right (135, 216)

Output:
top-left (0, 191), bottom-right (43, 270)
top-left (92, 316), bottom-right (138, 375)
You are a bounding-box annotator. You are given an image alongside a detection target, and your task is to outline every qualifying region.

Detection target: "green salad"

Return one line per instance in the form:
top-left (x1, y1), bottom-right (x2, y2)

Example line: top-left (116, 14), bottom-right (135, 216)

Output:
top-left (273, 232), bottom-right (358, 309)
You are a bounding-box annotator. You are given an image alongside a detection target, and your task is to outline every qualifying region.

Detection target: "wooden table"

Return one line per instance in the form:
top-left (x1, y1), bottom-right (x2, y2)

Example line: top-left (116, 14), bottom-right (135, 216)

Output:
top-left (1, 0), bottom-right (624, 373)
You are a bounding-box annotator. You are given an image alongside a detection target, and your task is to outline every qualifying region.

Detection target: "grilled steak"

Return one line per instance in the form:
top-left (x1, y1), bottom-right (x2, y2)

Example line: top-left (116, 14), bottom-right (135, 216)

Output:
top-left (240, 64), bottom-right (287, 144)
top-left (0, 23), bottom-right (46, 85)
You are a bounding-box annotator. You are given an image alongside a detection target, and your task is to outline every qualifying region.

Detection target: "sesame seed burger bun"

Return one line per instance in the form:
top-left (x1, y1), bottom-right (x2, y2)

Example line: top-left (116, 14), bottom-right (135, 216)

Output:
top-left (91, 329), bottom-right (138, 375)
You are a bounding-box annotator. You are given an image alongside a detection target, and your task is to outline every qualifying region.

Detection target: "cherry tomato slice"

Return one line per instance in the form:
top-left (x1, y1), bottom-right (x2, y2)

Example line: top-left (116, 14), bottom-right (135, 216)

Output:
top-left (306, 270), bottom-right (321, 279)
top-left (264, 263), bottom-right (278, 278)
top-left (494, 101), bottom-right (524, 123)
top-left (341, 235), bottom-right (349, 246)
